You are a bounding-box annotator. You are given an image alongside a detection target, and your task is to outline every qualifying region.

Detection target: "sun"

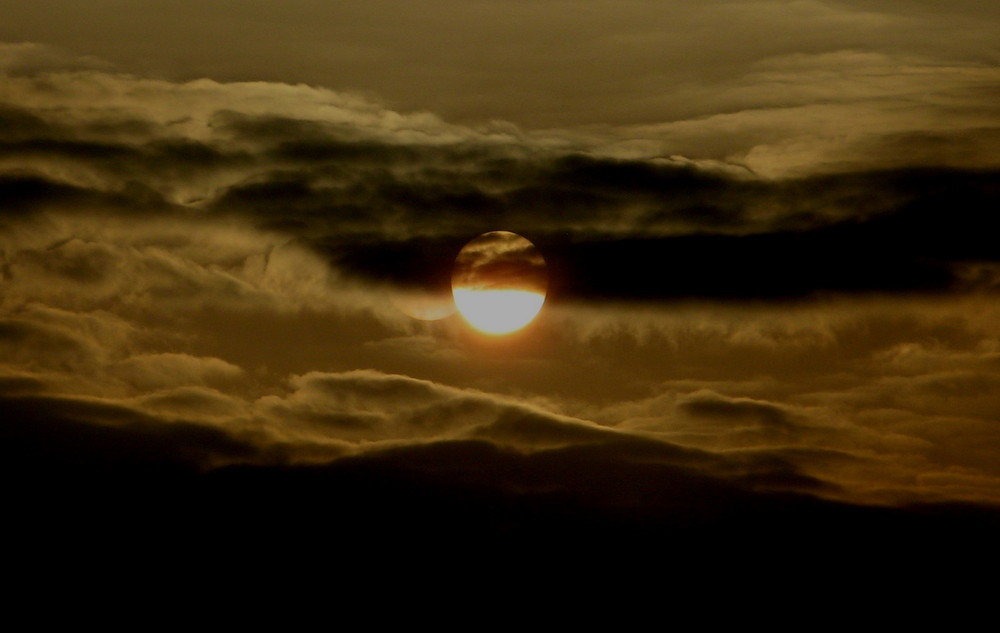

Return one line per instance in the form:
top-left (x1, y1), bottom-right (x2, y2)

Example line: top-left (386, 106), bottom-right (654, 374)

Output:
top-left (452, 231), bottom-right (547, 335)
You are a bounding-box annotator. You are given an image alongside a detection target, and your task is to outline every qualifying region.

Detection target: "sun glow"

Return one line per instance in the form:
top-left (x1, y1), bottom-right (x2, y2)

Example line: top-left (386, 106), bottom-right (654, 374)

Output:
top-left (393, 291), bottom-right (456, 321)
top-left (453, 288), bottom-right (545, 335)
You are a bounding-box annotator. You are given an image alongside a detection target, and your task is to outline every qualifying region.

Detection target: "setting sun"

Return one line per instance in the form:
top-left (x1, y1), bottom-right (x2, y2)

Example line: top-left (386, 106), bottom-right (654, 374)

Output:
top-left (451, 231), bottom-right (548, 335)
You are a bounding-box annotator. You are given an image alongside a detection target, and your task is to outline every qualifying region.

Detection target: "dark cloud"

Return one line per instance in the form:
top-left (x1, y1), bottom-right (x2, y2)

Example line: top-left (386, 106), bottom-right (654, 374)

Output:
top-left (17, 237), bottom-right (119, 283)
top-left (1, 138), bottom-right (136, 163)
top-left (0, 173), bottom-right (100, 215)
top-left (0, 394), bottom-right (261, 472)
top-left (313, 164), bottom-right (1000, 300)
top-left (324, 234), bottom-right (465, 294)
top-left (678, 392), bottom-right (796, 430)
top-left (0, 373), bottom-right (47, 395)
top-left (0, 317), bottom-right (96, 368)
top-left (0, 103), bottom-right (57, 140)
top-left (6, 412), bottom-right (997, 563)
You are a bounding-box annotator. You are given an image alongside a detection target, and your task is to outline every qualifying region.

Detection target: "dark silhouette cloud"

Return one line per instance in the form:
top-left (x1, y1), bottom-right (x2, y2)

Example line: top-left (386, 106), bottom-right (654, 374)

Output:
top-left (317, 166), bottom-right (1000, 301)
top-left (0, 394), bottom-right (261, 471)
top-left (4, 405), bottom-right (997, 563)
top-left (0, 173), bottom-right (100, 215)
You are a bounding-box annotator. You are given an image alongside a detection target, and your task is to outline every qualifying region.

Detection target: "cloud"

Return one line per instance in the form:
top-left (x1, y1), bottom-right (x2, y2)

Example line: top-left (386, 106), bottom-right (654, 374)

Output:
top-left (1, 40), bottom-right (999, 541)
top-left (594, 49), bottom-right (1000, 176)
top-left (677, 391), bottom-right (797, 430)
top-left (0, 393), bottom-right (262, 471)
top-left (0, 211), bottom-right (393, 318)
top-left (3, 48), bottom-right (999, 312)
top-left (114, 353), bottom-right (243, 391)
top-left (136, 385), bottom-right (250, 419)
top-left (255, 368), bottom-right (609, 449)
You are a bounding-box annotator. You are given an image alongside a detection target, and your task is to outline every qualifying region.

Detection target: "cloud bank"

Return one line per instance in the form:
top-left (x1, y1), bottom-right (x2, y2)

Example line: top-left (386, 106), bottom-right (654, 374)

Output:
top-left (2, 39), bottom-right (999, 553)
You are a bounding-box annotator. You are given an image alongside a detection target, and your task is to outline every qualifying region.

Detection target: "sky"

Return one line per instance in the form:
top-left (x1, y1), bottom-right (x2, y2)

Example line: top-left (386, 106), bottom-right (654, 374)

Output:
top-left (2, 1), bottom-right (999, 566)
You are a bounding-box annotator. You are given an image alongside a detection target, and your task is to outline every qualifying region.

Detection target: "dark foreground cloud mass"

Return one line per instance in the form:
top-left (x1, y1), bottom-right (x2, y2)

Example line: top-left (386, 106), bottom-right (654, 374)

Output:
top-left (2, 34), bottom-right (1000, 566)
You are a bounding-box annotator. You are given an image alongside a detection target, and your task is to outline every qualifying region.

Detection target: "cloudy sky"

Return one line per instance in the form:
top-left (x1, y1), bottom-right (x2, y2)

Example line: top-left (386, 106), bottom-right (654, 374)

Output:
top-left (2, 1), bottom-right (999, 561)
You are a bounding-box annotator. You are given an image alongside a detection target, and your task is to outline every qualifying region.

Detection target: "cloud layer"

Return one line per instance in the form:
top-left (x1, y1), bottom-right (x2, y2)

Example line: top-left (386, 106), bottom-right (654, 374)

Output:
top-left (2, 37), bottom-right (999, 552)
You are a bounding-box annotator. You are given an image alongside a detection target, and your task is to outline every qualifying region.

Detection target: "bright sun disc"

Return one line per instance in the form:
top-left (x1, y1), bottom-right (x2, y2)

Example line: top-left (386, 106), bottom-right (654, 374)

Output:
top-left (453, 288), bottom-right (545, 334)
top-left (452, 231), bottom-right (548, 335)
